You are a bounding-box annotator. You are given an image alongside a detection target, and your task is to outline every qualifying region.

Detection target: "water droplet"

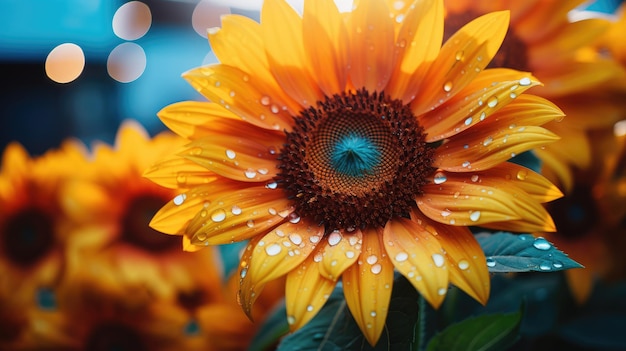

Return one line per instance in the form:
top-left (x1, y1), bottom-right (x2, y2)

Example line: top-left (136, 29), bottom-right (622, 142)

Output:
top-left (287, 315), bottom-right (296, 325)
top-left (370, 311), bottom-right (377, 317)
top-left (196, 232), bottom-right (207, 241)
top-left (469, 211), bottom-right (481, 222)
top-left (519, 77), bottom-right (531, 86)
top-left (395, 252), bottom-right (408, 262)
top-left (306, 305), bottom-right (314, 312)
top-left (486, 257), bottom-right (496, 267)
top-left (328, 231), bottom-right (342, 246)
top-left (244, 168), bottom-right (257, 179)
top-left (464, 117), bottom-right (473, 126)
top-left (443, 81), bottom-right (453, 92)
top-left (214, 81), bottom-right (221, 87)
top-left (432, 253), bottom-right (445, 267)
top-left (370, 263), bottom-right (382, 274)
top-left (483, 137), bottom-right (493, 146)
top-left (458, 260), bottom-right (469, 270)
top-left (471, 175), bottom-right (479, 182)
top-left (288, 213), bottom-right (301, 224)
top-left (260, 96), bottom-right (270, 105)
top-left (552, 261), bottom-right (563, 269)
top-left (240, 267), bottom-right (247, 278)
top-left (433, 172), bottom-right (447, 184)
top-left (438, 287), bottom-right (447, 296)
top-left (265, 181), bottom-right (278, 189)
top-left (479, 112), bottom-right (486, 121)
top-left (533, 237), bottom-right (551, 251)
top-left (487, 96), bottom-right (498, 108)
top-left (313, 252), bottom-right (323, 262)
top-left (346, 251), bottom-right (355, 259)
top-left (246, 220), bottom-right (255, 228)
top-left (510, 92), bottom-right (517, 99)
top-left (211, 209), bottom-right (226, 222)
top-left (270, 104), bottom-right (280, 114)
top-left (265, 243), bottom-right (282, 256)
top-left (366, 255), bottom-right (378, 265)
top-left (310, 235), bottom-right (320, 244)
top-left (229, 90), bottom-right (236, 97)
top-left (455, 50), bottom-right (464, 61)
top-left (462, 161), bottom-right (471, 168)
top-left (173, 194), bottom-right (186, 206)
top-left (440, 209), bottom-right (451, 217)
top-left (395, 13), bottom-right (405, 23)
top-left (289, 233), bottom-right (303, 245)
top-left (516, 170), bottom-right (528, 180)
top-left (268, 207), bottom-right (277, 216)
top-left (258, 168), bottom-right (269, 175)
top-left (176, 174), bottom-right (187, 185)
top-left (539, 262), bottom-right (551, 271)
top-left (231, 205), bottom-right (242, 215)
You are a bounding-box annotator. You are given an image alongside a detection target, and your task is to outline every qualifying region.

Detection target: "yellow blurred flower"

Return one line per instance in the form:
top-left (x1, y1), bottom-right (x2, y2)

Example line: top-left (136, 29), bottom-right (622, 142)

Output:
top-left (443, 0), bottom-right (626, 191)
top-left (146, 0), bottom-right (563, 345)
top-left (0, 139), bottom-right (89, 346)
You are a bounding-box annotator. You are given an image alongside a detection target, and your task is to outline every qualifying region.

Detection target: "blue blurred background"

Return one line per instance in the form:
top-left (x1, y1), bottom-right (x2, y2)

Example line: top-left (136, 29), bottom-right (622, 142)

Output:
top-left (0, 0), bottom-right (623, 156)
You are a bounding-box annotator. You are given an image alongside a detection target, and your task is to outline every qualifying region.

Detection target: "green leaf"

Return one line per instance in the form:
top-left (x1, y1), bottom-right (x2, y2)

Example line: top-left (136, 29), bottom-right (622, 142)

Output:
top-left (476, 232), bottom-right (583, 273)
top-left (249, 301), bottom-right (290, 351)
top-left (426, 308), bottom-right (523, 351)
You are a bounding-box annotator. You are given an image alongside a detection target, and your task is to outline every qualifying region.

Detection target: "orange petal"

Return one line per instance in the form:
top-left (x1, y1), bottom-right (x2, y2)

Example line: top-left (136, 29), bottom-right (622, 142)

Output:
top-left (348, 0), bottom-right (395, 91)
top-left (418, 69), bottom-right (540, 141)
top-left (302, 0), bottom-right (349, 95)
top-left (285, 253), bottom-right (337, 331)
top-left (208, 14), bottom-right (302, 115)
top-left (261, 0), bottom-right (323, 108)
top-left (143, 153), bottom-right (218, 190)
top-left (534, 147), bottom-right (573, 193)
top-left (433, 125), bottom-right (559, 172)
top-left (317, 229), bottom-right (362, 281)
top-left (387, 0), bottom-right (443, 102)
top-left (514, 0), bottom-right (587, 44)
top-left (187, 185), bottom-right (296, 245)
top-left (178, 127), bottom-right (282, 183)
top-left (157, 101), bottom-right (239, 140)
top-left (410, 210), bottom-right (489, 305)
top-left (412, 11), bottom-right (510, 115)
top-left (543, 121), bottom-right (591, 169)
top-left (149, 181), bottom-right (237, 235)
top-left (383, 217), bottom-right (449, 308)
top-left (183, 65), bottom-right (293, 131)
top-left (418, 174), bottom-right (556, 232)
top-left (239, 221), bottom-right (325, 318)
top-left (343, 227), bottom-right (394, 346)
top-left (537, 60), bottom-right (624, 97)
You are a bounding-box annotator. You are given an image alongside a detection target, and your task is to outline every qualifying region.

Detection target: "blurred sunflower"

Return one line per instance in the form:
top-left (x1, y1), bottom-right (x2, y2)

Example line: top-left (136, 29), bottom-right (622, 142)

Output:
top-left (0, 139), bottom-right (88, 346)
top-left (146, 0), bottom-right (563, 344)
top-left (62, 121), bottom-right (224, 306)
top-left (543, 123), bottom-right (626, 303)
top-left (443, 0), bottom-right (625, 191)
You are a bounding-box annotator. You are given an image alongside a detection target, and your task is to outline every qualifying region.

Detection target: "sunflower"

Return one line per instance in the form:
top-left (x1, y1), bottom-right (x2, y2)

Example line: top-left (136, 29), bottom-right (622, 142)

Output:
top-left (442, 0), bottom-right (625, 191)
top-left (61, 120), bottom-right (228, 306)
top-left (543, 124), bottom-right (626, 303)
top-left (146, 0), bottom-right (563, 344)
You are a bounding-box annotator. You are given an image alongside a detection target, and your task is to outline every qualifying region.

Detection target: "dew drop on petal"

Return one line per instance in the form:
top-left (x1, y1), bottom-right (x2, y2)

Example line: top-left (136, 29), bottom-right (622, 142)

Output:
top-left (265, 181), bottom-right (278, 189)
top-left (240, 267), bottom-right (247, 278)
top-left (260, 96), bottom-right (270, 105)
top-left (211, 209), bottom-right (226, 222)
top-left (309, 235), bottom-right (320, 244)
top-left (471, 175), bottom-right (479, 182)
top-left (366, 255), bottom-right (378, 265)
top-left (173, 194), bottom-right (186, 206)
top-left (244, 168), bottom-right (257, 179)
top-left (328, 231), bottom-right (342, 246)
top-left (432, 253), bottom-right (445, 267)
top-left (455, 50), bottom-right (464, 61)
top-left (464, 117), bottom-right (473, 126)
top-left (519, 77), bottom-right (531, 86)
top-left (469, 211), bottom-right (481, 222)
top-left (443, 81), bottom-right (453, 92)
top-left (458, 260), bottom-right (469, 270)
top-left (433, 172), bottom-right (447, 184)
top-left (483, 137), bottom-right (493, 146)
top-left (516, 170), bottom-right (528, 180)
top-left (438, 287), bottom-right (447, 296)
top-left (346, 251), bottom-right (355, 259)
top-left (289, 233), bottom-right (303, 245)
top-left (487, 96), bottom-right (498, 108)
top-left (462, 161), bottom-right (471, 168)
top-left (486, 257), bottom-right (496, 267)
top-left (370, 263), bottom-right (382, 274)
top-left (395, 252), bottom-right (408, 262)
top-left (246, 220), bottom-right (255, 228)
top-left (287, 315), bottom-right (296, 325)
top-left (265, 243), bottom-right (282, 256)
top-left (370, 311), bottom-right (377, 317)
top-left (533, 237), bottom-right (551, 251)
top-left (231, 205), bottom-right (242, 215)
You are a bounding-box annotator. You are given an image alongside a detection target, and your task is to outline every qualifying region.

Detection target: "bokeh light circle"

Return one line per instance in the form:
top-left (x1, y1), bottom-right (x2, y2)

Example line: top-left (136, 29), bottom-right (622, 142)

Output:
top-left (45, 43), bottom-right (85, 84)
top-left (192, 0), bottom-right (231, 38)
top-left (615, 120), bottom-right (626, 138)
top-left (112, 1), bottom-right (152, 41)
top-left (107, 42), bottom-right (147, 83)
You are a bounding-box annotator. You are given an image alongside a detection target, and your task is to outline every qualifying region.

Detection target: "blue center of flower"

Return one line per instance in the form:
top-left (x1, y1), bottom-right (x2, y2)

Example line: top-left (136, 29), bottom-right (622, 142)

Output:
top-left (331, 133), bottom-right (380, 177)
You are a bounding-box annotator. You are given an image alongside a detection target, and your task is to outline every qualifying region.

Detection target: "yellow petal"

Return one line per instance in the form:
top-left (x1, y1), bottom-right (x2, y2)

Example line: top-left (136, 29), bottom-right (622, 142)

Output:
top-left (179, 131), bottom-right (281, 183)
top-left (208, 14), bottom-right (302, 115)
top-left (418, 174), bottom-right (557, 232)
top-left (285, 253), bottom-right (337, 331)
top-left (187, 185), bottom-right (295, 245)
top-left (433, 125), bottom-right (559, 172)
top-left (543, 121), bottom-right (591, 169)
top-left (534, 147), bottom-right (574, 193)
top-left (411, 210), bottom-right (490, 305)
top-left (157, 101), bottom-right (239, 140)
top-left (343, 227), bottom-right (394, 346)
top-left (537, 60), bottom-right (624, 97)
top-left (143, 153), bottom-right (218, 190)
top-left (418, 69), bottom-right (540, 141)
top-left (317, 229), bottom-right (362, 281)
top-left (383, 217), bottom-right (449, 308)
top-left (239, 221), bottom-right (325, 318)
top-left (261, 0), bottom-right (323, 108)
top-left (348, 0), bottom-right (395, 91)
top-left (183, 65), bottom-right (294, 131)
top-left (387, 0), bottom-right (443, 102)
top-left (412, 11), bottom-right (510, 115)
top-left (302, 0), bottom-right (349, 95)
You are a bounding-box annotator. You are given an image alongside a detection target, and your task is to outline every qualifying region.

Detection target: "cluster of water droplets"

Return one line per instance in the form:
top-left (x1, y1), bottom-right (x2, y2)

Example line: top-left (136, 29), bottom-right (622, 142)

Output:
top-left (485, 235), bottom-right (565, 271)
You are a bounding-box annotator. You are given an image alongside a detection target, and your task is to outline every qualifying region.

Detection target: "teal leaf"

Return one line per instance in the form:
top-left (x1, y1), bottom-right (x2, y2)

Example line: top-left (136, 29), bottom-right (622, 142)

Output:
top-left (249, 301), bottom-right (290, 351)
top-left (426, 308), bottom-right (523, 351)
top-left (476, 232), bottom-right (583, 273)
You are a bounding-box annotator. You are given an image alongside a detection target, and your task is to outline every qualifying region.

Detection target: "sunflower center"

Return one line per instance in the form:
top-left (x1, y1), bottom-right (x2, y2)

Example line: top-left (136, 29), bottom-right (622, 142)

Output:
top-left (1, 207), bottom-right (54, 267)
top-left (444, 10), bottom-right (529, 71)
top-left (85, 322), bottom-right (146, 351)
top-left (122, 195), bottom-right (180, 252)
top-left (277, 89), bottom-right (434, 231)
